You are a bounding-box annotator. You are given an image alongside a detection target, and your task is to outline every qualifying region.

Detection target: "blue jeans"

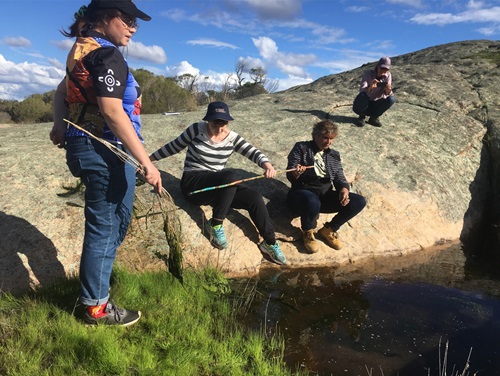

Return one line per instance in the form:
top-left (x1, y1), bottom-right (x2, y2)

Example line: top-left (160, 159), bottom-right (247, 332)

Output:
top-left (365, 95), bottom-right (396, 118)
top-left (287, 189), bottom-right (366, 231)
top-left (66, 137), bottom-right (136, 306)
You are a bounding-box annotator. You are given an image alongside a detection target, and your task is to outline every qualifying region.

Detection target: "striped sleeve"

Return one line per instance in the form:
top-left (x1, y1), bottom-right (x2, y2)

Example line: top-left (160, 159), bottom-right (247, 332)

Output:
top-left (326, 150), bottom-right (349, 191)
top-left (233, 134), bottom-right (269, 167)
top-left (150, 122), bottom-right (199, 161)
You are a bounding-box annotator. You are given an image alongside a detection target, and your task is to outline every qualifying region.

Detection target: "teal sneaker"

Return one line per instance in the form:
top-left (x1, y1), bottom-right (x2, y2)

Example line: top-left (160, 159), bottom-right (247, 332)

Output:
top-left (259, 241), bottom-right (286, 265)
top-left (205, 221), bottom-right (229, 249)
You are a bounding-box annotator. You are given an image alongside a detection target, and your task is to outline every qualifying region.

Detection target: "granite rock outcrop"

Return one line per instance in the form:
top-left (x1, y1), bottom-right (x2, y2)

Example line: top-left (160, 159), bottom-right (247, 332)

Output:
top-left (1, 40), bottom-right (498, 293)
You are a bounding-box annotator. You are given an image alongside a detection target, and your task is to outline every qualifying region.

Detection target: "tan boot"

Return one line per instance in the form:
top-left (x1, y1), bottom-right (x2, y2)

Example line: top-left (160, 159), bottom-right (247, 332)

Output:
top-left (317, 226), bottom-right (343, 250)
top-left (303, 229), bottom-right (319, 253)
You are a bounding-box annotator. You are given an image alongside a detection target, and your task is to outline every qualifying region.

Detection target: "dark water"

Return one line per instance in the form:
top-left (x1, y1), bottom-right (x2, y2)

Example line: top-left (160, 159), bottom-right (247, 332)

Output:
top-left (234, 243), bottom-right (500, 375)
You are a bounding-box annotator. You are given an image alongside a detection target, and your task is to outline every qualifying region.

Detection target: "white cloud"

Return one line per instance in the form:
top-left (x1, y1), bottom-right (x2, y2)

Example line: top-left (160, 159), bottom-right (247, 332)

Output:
top-left (410, 6), bottom-right (500, 26)
top-left (165, 60), bottom-right (200, 77)
top-left (48, 58), bottom-right (64, 70)
top-left (1, 36), bottom-right (32, 47)
top-left (276, 76), bottom-right (312, 91)
top-left (187, 39), bottom-right (239, 49)
top-left (238, 0), bottom-right (302, 20)
top-left (467, 0), bottom-right (486, 10)
top-left (477, 24), bottom-right (500, 35)
top-left (53, 39), bottom-right (74, 51)
top-left (0, 54), bottom-right (64, 100)
top-left (125, 40), bottom-right (167, 64)
top-left (252, 36), bottom-right (316, 78)
top-left (346, 6), bottom-right (369, 13)
top-left (385, 0), bottom-right (423, 7)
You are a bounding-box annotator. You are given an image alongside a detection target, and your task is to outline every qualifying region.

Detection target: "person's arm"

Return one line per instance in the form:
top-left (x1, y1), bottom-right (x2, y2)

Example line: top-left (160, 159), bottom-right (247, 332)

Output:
top-left (286, 142), bottom-right (306, 183)
top-left (233, 134), bottom-right (274, 176)
top-left (384, 72), bottom-right (393, 95)
top-left (97, 96), bottom-right (162, 192)
top-left (49, 79), bottom-right (68, 148)
top-left (149, 123), bottom-right (196, 162)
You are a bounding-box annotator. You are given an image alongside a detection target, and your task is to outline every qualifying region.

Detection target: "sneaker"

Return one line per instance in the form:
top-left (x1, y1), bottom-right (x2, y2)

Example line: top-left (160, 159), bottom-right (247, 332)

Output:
top-left (205, 221), bottom-right (229, 249)
top-left (259, 241), bottom-right (286, 265)
top-left (317, 226), bottom-right (343, 250)
top-left (367, 116), bottom-right (382, 127)
top-left (303, 229), bottom-right (319, 253)
top-left (83, 301), bottom-right (141, 327)
top-left (356, 115), bottom-right (366, 127)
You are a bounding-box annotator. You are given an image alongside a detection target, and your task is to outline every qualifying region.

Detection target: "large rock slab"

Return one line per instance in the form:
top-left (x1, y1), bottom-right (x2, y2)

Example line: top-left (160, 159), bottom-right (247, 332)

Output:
top-left (0, 40), bottom-right (498, 292)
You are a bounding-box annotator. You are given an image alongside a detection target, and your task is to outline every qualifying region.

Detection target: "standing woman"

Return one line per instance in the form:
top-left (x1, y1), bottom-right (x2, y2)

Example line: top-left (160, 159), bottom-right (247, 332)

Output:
top-left (50, 0), bottom-right (162, 326)
top-left (150, 101), bottom-right (287, 265)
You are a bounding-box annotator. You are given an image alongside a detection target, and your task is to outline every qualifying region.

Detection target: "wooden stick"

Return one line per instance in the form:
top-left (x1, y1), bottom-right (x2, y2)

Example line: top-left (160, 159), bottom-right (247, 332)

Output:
top-left (187, 165), bottom-right (314, 196)
top-left (63, 118), bottom-right (146, 175)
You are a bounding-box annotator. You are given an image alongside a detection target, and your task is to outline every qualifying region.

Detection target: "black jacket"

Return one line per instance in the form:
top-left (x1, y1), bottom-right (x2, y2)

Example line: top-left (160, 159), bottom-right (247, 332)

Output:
top-left (286, 140), bottom-right (349, 196)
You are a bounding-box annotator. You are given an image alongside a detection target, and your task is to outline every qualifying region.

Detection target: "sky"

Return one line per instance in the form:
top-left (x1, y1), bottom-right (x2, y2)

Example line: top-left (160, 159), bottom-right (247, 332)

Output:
top-left (0, 0), bottom-right (499, 101)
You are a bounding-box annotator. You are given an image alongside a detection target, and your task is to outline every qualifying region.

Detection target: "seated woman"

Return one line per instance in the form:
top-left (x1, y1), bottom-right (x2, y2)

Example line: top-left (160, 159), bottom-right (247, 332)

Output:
top-left (286, 120), bottom-right (366, 253)
top-left (150, 101), bottom-right (286, 265)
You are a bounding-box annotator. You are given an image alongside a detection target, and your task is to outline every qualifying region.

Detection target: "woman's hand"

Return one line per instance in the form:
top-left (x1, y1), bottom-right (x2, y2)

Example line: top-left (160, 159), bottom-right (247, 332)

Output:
top-left (142, 161), bottom-right (163, 193)
top-left (262, 162), bottom-right (277, 179)
top-left (292, 164), bottom-right (307, 179)
top-left (339, 188), bottom-right (350, 206)
top-left (49, 122), bottom-right (67, 148)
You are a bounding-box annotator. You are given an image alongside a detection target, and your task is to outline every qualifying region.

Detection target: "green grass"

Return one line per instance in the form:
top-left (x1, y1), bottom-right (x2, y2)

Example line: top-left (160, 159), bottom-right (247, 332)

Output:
top-left (476, 50), bottom-right (500, 67)
top-left (0, 268), bottom-right (306, 376)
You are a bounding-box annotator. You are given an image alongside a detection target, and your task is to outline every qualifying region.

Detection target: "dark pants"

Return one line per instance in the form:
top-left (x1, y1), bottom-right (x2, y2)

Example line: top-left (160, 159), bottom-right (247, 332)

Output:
top-left (364, 96), bottom-right (396, 118)
top-left (287, 189), bottom-right (366, 232)
top-left (181, 169), bottom-right (276, 244)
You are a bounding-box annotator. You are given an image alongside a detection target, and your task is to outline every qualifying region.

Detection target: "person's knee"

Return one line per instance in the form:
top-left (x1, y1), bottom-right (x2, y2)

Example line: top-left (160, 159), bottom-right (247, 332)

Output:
top-left (219, 169), bottom-right (238, 184)
top-left (350, 193), bottom-right (367, 212)
top-left (387, 95), bottom-right (396, 108)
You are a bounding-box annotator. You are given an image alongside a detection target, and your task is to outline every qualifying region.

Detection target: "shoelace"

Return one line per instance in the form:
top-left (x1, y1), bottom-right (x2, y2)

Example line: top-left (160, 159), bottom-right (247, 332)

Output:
top-left (106, 302), bottom-right (124, 322)
top-left (213, 226), bottom-right (227, 241)
top-left (305, 232), bottom-right (315, 242)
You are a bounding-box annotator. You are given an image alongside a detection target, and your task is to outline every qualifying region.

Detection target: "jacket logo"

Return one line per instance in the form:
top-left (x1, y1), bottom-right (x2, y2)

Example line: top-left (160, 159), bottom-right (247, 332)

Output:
top-left (98, 69), bottom-right (121, 92)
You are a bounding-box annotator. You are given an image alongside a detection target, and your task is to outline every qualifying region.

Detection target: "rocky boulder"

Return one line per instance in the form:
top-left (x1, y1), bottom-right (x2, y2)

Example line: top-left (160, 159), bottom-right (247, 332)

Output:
top-left (1, 40), bottom-right (498, 293)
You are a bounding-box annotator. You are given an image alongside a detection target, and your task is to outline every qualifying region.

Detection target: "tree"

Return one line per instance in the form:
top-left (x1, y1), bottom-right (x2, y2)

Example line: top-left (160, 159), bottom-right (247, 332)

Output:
top-left (175, 73), bottom-right (199, 95)
top-left (132, 69), bottom-right (197, 113)
top-left (10, 94), bottom-right (52, 123)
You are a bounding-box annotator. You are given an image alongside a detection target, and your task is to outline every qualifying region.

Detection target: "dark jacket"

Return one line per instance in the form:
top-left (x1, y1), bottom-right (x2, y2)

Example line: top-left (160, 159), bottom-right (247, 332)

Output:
top-left (286, 140), bottom-right (350, 196)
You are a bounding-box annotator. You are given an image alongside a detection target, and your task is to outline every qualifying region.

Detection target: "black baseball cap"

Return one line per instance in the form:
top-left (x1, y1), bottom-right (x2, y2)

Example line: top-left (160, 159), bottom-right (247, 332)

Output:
top-left (87, 0), bottom-right (151, 21)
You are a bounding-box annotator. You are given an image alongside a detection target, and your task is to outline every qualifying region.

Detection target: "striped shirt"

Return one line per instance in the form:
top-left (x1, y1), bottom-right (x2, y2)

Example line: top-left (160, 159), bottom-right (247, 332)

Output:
top-left (150, 121), bottom-right (269, 172)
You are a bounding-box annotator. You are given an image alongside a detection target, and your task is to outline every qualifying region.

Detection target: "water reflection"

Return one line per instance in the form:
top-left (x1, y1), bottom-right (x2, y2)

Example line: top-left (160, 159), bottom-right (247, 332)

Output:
top-left (233, 243), bottom-right (500, 375)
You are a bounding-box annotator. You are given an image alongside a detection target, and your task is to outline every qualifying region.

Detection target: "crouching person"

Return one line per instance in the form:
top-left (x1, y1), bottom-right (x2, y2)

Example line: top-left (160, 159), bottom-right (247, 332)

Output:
top-left (286, 120), bottom-right (366, 253)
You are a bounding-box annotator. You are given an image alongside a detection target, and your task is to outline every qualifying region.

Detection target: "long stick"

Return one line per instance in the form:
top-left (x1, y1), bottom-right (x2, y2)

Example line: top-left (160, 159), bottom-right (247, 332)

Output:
top-left (187, 165), bottom-right (314, 196)
top-left (64, 118), bottom-right (146, 175)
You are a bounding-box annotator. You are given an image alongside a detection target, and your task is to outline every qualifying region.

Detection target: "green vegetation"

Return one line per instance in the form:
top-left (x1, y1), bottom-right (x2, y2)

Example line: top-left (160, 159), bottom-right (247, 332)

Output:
top-left (476, 49), bottom-right (500, 67)
top-left (0, 268), bottom-right (304, 376)
top-left (0, 63), bottom-right (275, 125)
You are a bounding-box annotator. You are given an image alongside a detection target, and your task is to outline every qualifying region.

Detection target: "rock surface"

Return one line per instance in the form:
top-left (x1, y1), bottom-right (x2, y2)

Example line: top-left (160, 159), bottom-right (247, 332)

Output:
top-left (1, 40), bottom-right (499, 293)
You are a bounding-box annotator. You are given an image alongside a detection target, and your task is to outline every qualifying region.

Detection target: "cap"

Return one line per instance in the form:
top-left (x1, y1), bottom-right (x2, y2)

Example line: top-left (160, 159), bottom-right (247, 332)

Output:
top-left (87, 0), bottom-right (151, 21)
top-left (202, 101), bottom-right (234, 122)
top-left (378, 57), bottom-right (391, 69)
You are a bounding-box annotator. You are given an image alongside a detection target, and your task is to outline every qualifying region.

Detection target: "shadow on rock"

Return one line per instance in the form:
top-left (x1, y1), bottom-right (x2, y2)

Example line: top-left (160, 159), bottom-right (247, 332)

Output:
top-left (0, 211), bottom-right (67, 295)
top-left (282, 108), bottom-right (356, 126)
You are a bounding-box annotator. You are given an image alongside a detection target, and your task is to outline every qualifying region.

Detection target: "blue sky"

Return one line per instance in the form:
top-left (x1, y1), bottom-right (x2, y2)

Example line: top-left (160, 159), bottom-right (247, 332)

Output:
top-left (0, 0), bottom-right (499, 101)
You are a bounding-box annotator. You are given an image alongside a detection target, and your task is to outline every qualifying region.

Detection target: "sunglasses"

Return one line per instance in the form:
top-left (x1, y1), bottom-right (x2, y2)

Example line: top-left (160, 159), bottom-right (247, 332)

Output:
top-left (118, 16), bottom-right (139, 30)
